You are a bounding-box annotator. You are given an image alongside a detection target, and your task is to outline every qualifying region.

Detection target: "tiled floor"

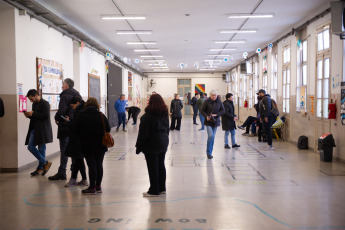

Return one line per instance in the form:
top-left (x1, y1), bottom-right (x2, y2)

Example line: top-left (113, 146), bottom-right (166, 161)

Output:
top-left (1, 117), bottom-right (345, 230)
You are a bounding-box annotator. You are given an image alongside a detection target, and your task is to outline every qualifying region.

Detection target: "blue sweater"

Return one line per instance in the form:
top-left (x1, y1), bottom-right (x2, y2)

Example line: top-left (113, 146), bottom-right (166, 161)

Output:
top-left (115, 99), bottom-right (126, 113)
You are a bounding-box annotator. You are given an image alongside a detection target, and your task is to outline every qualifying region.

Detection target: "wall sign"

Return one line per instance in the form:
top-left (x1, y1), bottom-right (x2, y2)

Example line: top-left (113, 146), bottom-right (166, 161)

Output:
top-left (19, 95), bottom-right (27, 113)
top-left (195, 84), bottom-right (205, 94)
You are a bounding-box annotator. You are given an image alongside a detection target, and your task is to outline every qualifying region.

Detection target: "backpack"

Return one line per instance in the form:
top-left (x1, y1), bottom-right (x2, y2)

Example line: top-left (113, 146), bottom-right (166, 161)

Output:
top-left (271, 99), bottom-right (279, 116)
top-left (297, 136), bottom-right (308, 150)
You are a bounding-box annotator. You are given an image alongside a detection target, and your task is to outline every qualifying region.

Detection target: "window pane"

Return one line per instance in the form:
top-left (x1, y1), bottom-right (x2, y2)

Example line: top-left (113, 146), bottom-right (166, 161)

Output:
top-left (302, 41), bottom-right (308, 62)
top-left (323, 99), bottom-right (329, 118)
top-left (286, 99), bottom-right (290, 113)
top-left (323, 79), bottom-right (329, 99)
top-left (287, 48), bottom-right (290, 63)
top-left (324, 58), bottom-right (330, 79)
top-left (317, 99), bottom-right (322, 117)
top-left (296, 87), bottom-right (301, 109)
top-left (323, 29), bottom-right (330, 50)
top-left (283, 99), bottom-right (286, 113)
top-left (317, 80), bottom-right (322, 98)
top-left (317, 60), bottom-right (323, 79)
top-left (287, 84), bottom-right (290, 98)
top-left (283, 85), bottom-right (286, 98)
top-left (302, 65), bottom-right (307, 86)
top-left (318, 32), bottom-right (323, 51)
top-left (274, 73), bottom-right (278, 89)
top-left (283, 70), bottom-right (286, 84)
top-left (297, 70), bottom-right (301, 87)
top-left (287, 69), bottom-right (291, 83)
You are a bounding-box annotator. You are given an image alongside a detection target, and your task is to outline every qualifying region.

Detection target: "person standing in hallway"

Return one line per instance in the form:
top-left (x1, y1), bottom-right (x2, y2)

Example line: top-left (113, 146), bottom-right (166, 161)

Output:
top-left (222, 93), bottom-right (240, 149)
top-left (197, 92), bottom-right (206, 130)
top-left (201, 90), bottom-right (225, 159)
top-left (170, 93), bottom-right (183, 131)
top-left (115, 94), bottom-right (127, 132)
top-left (49, 78), bottom-right (80, 180)
top-left (24, 89), bottom-right (53, 176)
top-left (258, 89), bottom-right (274, 150)
top-left (126, 106), bottom-right (141, 125)
top-left (74, 98), bottom-right (110, 194)
top-left (135, 94), bottom-right (169, 197)
top-left (190, 93), bottom-right (200, 125)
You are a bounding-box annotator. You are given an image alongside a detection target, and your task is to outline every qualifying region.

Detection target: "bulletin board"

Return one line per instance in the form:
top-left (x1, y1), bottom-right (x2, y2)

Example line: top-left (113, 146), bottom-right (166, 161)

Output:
top-left (36, 58), bottom-right (63, 110)
top-left (88, 74), bottom-right (101, 104)
top-left (128, 71), bottom-right (133, 101)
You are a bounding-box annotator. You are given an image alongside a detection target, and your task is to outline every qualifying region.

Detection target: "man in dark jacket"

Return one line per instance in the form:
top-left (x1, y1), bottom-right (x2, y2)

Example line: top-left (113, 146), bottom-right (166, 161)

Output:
top-left (126, 106), bottom-right (141, 125)
top-left (190, 93), bottom-right (200, 125)
top-left (222, 93), bottom-right (240, 149)
top-left (49, 78), bottom-right (81, 180)
top-left (200, 90), bottom-right (225, 159)
top-left (258, 89), bottom-right (274, 150)
top-left (170, 94), bottom-right (183, 131)
top-left (196, 92), bottom-right (206, 130)
top-left (24, 89), bottom-right (53, 176)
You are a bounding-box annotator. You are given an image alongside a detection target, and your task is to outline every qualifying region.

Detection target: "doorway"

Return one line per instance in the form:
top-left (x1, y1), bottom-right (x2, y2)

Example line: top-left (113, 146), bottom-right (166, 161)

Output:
top-left (177, 79), bottom-right (191, 115)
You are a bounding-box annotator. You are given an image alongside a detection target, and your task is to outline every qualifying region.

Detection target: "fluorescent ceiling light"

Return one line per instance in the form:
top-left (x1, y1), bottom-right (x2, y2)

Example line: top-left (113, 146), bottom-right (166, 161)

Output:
top-left (209, 48), bottom-right (236, 51)
top-left (199, 69), bottom-right (216, 71)
top-left (214, 40), bottom-right (246, 44)
top-left (200, 66), bottom-right (218, 68)
top-left (116, 30), bottom-right (152, 35)
top-left (134, 49), bottom-right (160, 52)
top-left (220, 29), bottom-right (257, 33)
top-left (149, 63), bottom-right (167, 66)
top-left (127, 42), bottom-right (157, 45)
top-left (152, 67), bottom-right (169, 69)
top-left (228, 13), bottom-right (274, 19)
top-left (143, 59), bottom-right (165, 62)
top-left (101, 15), bottom-right (146, 20)
top-left (204, 60), bottom-right (222, 62)
top-left (153, 69), bottom-right (170, 71)
top-left (207, 54), bottom-right (230, 57)
top-left (140, 55), bottom-right (163, 58)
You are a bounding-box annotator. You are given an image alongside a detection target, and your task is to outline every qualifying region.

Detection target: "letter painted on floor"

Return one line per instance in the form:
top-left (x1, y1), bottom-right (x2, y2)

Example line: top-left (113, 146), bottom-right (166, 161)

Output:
top-left (195, 219), bottom-right (207, 223)
top-left (88, 218), bottom-right (101, 223)
top-left (107, 218), bottom-right (124, 223)
top-left (155, 218), bottom-right (173, 223)
top-left (179, 219), bottom-right (190, 223)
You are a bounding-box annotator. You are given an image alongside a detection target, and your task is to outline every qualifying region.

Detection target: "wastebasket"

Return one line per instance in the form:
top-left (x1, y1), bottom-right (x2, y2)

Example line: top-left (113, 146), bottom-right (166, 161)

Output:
top-left (318, 133), bottom-right (336, 162)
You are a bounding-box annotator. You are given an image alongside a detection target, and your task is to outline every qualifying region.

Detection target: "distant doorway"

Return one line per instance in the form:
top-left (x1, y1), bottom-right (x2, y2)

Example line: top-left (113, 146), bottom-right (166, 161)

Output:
top-left (177, 79), bottom-right (191, 115)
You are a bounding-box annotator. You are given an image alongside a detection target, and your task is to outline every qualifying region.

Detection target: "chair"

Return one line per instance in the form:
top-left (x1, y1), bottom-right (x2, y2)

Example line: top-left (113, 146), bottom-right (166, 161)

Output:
top-left (271, 116), bottom-right (286, 141)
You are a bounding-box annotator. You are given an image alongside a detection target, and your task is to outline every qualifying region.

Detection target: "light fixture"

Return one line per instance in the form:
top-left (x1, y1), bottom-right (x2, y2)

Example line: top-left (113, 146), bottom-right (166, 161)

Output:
top-left (220, 29), bottom-right (257, 33)
top-left (153, 69), bottom-right (170, 71)
top-left (134, 49), bottom-right (160, 52)
top-left (204, 59), bottom-right (222, 62)
top-left (199, 69), bottom-right (216, 71)
top-left (127, 42), bottom-right (157, 45)
top-left (140, 55), bottom-right (163, 58)
top-left (207, 54), bottom-right (230, 57)
top-left (101, 15), bottom-right (146, 20)
top-left (209, 48), bottom-right (236, 51)
top-left (116, 30), bottom-right (152, 34)
top-left (228, 13), bottom-right (274, 19)
top-left (200, 66), bottom-right (218, 68)
top-left (143, 59), bottom-right (165, 62)
top-left (149, 63), bottom-right (167, 66)
top-left (214, 40), bottom-right (246, 44)
top-left (152, 67), bottom-right (169, 69)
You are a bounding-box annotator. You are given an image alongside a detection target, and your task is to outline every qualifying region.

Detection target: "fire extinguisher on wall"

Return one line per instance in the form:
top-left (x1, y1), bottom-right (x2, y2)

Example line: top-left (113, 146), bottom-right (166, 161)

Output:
top-left (244, 99), bottom-right (248, 108)
top-left (328, 99), bottom-right (337, 119)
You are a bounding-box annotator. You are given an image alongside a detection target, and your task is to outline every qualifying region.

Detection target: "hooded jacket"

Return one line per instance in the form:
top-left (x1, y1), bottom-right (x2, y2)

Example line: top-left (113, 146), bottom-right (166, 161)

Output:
top-left (259, 94), bottom-right (272, 119)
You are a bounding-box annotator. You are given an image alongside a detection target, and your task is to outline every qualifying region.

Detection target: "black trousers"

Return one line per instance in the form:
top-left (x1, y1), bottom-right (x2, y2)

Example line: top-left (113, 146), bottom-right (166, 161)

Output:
top-left (170, 117), bottom-right (181, 130)
top-left (84, 152), bottom-right (105, 188)
top-left (242, 116), bottom-right (258, 133)
top-left (71, 157), bottom-right (87, 180)
top-left (262, 116), bottom-right (273, 145)
top-left (132, 111), bottom-right (140, 124)
top-left (144, 152), bottom-right (166, 195)
top-left (193, 107), bottom-right (198, 123)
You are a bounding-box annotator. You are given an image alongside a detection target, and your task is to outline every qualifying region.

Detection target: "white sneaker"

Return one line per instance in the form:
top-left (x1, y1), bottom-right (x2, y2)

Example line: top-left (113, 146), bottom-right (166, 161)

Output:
top-left (269, 145), bottom-right (275, 150)
top-left (65, 178), bottom-right (78, 187)
top-left (143, 192), bottom-right (159, 197)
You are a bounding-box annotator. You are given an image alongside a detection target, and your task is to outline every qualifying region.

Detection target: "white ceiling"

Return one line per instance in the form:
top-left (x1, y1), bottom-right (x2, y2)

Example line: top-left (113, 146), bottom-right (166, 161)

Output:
top-left (35, 0), bottom-right (330, 73)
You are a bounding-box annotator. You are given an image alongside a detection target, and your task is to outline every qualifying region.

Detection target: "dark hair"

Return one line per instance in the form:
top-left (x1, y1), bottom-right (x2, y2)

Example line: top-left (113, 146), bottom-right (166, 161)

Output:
top-left (195, 93), bottom-right (200, 96)
top-left (70, 96), bottom-right (84, 104)
top-left (199, 92), bottom-right (204, 97)
top-left (204, 93), bottom-right (207, 96)
top-left (85, 97), bottom-right (100, 110)
top-left (26, 89), bottom-right (39, 98)
top-left (64, 78), bottom-right (74, 88)
top-left (226, 93), bottom-right (233, 99)
top-left (145, 94), bottom-right (168, 116)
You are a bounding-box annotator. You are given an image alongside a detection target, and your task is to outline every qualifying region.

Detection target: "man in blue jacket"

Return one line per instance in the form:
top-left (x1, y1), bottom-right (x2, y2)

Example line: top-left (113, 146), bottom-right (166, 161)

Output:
top-left (115, 94), bottom-right (127, 132)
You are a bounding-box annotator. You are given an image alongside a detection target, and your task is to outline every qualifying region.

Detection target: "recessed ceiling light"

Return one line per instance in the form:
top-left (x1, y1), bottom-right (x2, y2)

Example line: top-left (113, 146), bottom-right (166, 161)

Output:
top-left (207, 54), bottom-right (230, 57)
top-left (214, 40), bottom-right (246, 44)
top-left (116, 30), bottom-right (152, 35)
top-left (199, 69), bottom-right (216, 71)
top-left (101, 15), bottom-right (146, 20)
top-left (220, 29), bottom-right (257, 33)
top-left (228, 13), bottom-right (274, 19)
top-left (134, 49), bottom-right (160, 52)
top-left (209, 48), bottom-right (236, 51)
top-left (140, 55), bottom-right (163, 58)
top-left (127, 42), bottom-right (157, 45)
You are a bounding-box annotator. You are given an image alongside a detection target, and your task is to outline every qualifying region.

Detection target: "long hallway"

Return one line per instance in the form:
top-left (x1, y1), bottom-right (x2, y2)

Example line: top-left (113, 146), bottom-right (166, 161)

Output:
top-left (1, 116), bottom-right (345, 230)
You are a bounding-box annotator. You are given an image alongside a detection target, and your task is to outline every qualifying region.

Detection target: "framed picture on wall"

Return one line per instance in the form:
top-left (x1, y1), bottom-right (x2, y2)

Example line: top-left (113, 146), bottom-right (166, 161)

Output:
top-left (88, 74), bottom-right (101, 105)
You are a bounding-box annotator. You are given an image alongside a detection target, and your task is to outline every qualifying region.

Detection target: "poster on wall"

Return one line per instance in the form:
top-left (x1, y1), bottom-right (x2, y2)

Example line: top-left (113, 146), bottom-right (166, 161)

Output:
top-left (88, 74), bottom-right (101, 104)
top-left (341, 82), bottom-right (345, 125)
top-left (37, 58), bottom-right (63, 110)
top-left (136, 84), bottom-right (141, 107)
top-left (19, 95), bottom-right (27, 112)
top-left (128, 72), bottom-right (133, 102)
top-left (195, 84), bottom-right (205, 94)
top-left (300, 86), bottom-right (306, 115)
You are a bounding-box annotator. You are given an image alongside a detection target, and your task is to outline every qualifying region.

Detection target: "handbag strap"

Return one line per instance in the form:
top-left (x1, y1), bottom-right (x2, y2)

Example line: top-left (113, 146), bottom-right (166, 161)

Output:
top-left (100, 112), bottom-right (106, 133)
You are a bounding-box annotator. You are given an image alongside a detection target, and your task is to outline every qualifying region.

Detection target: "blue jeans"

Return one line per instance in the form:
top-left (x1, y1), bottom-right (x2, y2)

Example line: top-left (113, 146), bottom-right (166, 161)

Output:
top-left (199, 114), bottom-right (205, 129)
top-left (117, 112), bottom-right (126, 129)
top-left (27, 130), bottom-right (47, 170)
top-left (206, 126), bottom-right (217, 155)
top-left (224, 129), bottom-right (236, 146)
top-left (251, 122), bottom-right (256, 134)
top-left (58, 137), bottom-right (69, 176)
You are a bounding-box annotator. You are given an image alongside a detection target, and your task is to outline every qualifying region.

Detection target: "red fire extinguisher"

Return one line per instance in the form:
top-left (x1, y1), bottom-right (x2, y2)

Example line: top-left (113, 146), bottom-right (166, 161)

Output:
top-left (244, 99), bottom-right (248, 108)
top-left (328, 99), bottom-right (336, 119)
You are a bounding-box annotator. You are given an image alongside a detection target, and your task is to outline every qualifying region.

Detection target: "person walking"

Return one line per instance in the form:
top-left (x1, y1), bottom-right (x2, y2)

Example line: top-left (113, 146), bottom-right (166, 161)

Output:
top-left (222, 93), bottom-right (241, 149)
top-left (170, 94), bottom-right (183, 131)
top-left (126, 106), bottom-right (141, 125)
top-left (200, 90), bottom-right (225, 159)
top-left (115, 94), bottom-right (127, 132)
top-left (74, 98), bottom-right (110, 194)
top-left (135, 94), bottom-right (169, 197)
top-left (24, 89), bottom-right (53, 176)
top-left (258, 89), bottom-right (274, 150)
top-left (64, 96), bottom-right (88, 187)
top-left (190, 93), bottom-right (200, 125)
top-left (196, 92), bottom-right (206, 131)
top-left (49, 78), bottom-right (80, 180)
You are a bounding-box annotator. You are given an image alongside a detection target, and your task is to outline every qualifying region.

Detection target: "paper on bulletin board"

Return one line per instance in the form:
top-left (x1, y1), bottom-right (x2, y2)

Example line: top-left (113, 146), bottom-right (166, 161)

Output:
top-left (17, 83), bottom-right (23, 95)
top-left (300, 86), bottom-right (306, 115)
top-left (341, 82), bottom-right (345, 125)
top-left (19, 95), bottom-right (27, 112)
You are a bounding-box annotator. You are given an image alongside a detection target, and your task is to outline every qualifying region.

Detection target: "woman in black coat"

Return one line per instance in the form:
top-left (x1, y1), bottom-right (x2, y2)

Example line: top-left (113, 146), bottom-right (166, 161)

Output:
top-left (200, 90), bottom-right (225, 159)
top-left (170, 93), bottom-right (183, 131)
top-left (74, 97), bottom-right (110, 195)
top-left (222, 93), bottom-right (240, 149)
top-left (136, 94), bottom-right (169, 197)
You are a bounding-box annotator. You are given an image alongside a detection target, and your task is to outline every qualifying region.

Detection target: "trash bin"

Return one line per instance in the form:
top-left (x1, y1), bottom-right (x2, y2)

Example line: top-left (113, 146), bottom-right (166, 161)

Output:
top-left (318, 133), bottom-right (336, 162)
